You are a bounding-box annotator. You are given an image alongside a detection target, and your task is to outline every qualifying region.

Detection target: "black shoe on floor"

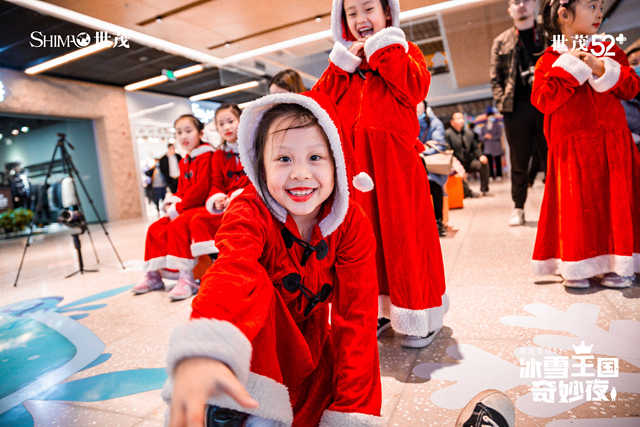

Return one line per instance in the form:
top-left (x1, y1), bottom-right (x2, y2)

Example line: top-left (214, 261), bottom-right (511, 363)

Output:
top-left (377, 317), bottom-right (391, 337)
top-left (437, 220), bottom-right (447, 237)
top-left (455, 390), bottom-right (514, 427)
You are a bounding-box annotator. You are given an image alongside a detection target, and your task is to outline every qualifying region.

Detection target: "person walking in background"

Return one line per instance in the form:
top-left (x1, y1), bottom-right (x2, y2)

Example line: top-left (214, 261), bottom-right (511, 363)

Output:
top-left (479, 106), bottom-right (505, 180)
top-left (159, 143), bottom-right (182, 195)
top-left (490, 0), bottom-right (547, 226)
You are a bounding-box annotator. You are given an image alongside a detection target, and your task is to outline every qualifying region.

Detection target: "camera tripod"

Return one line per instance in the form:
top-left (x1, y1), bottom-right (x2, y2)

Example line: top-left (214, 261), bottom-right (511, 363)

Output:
top-left (14, 133), bottom-right (125, 286)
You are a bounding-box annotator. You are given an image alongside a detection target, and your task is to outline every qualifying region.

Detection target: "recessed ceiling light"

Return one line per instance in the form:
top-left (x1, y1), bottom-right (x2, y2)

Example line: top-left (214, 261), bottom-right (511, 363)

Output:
top-left (21, 126), bottom-right (29, 133)
top-left (0, 133), bottom-right (3, 140)
top-left (11, 129), bottom-right (19, 136)
top-left (156, 17), bottom-right (163, 23)
top-left (315, 16), bottom-right (322, 22)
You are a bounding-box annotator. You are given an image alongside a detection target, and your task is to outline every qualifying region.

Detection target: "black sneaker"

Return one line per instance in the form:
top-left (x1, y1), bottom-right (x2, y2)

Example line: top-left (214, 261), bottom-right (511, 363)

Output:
top-left (437, 220), bottom-right (447, 237)
top-left (377, 317), bottom-right (391, 337)
top-left (455, 390), bottom-right (514, 427)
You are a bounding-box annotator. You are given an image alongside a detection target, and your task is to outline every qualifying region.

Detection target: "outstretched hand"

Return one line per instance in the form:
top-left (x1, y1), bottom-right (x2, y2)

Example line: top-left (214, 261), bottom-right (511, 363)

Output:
top-left (169, 358), bottom-right (258, 427)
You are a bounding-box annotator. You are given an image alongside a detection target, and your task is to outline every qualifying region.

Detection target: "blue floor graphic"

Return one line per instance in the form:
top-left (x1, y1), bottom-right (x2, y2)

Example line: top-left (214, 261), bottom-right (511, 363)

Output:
top-left (0, 285), bottom-right (167, 426)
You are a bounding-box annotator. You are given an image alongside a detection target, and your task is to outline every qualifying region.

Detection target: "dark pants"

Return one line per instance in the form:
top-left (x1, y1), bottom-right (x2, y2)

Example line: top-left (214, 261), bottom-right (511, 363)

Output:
top-left (152, 187), bottom-right (166, 213)
top-left (167, 178), bottom-right (179, 194)
top-left (486, 154), bottom-right (503, 178)
top-left (429, 180), bottom-right (444, 222)
top-left (504, 102), bottom-right (547, 209)
top-left (465, 159), bottom-right (490, 193)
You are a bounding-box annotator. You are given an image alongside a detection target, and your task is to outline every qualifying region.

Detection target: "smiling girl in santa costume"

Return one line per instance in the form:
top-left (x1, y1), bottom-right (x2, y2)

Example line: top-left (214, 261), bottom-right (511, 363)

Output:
top-left (189, 104), bottom-right (251, 260)
top-left (313, 0), bottom-right (447, 347)
top-left (164, 92), bottom-right (382, 427)
top-left (531, 0), bottom-right (640, 288)
top-left (133, 114), bottom-right (215, 300)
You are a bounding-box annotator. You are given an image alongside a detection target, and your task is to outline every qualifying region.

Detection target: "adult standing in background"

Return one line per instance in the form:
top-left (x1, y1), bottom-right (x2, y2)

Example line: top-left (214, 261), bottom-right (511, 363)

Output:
top-left (159, 143), bottom-right (182, 194)
top-left (490, 0), bottom-right (546, 226)
top-left (479, 106), bottom-right (505, 180)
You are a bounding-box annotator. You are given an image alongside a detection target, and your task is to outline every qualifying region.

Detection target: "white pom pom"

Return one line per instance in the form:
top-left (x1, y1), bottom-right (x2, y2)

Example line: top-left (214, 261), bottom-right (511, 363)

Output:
top-left (353, 172), bottom-right (374, 192)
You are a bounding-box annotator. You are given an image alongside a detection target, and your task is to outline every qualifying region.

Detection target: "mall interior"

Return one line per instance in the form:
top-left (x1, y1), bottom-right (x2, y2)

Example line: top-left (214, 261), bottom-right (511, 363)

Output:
top-left (0, 0), bottom-right (639, 426)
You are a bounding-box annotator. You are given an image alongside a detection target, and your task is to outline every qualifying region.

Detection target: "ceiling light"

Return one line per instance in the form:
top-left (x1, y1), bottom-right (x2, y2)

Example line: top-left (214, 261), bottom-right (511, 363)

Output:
top-left (21, 126), bottom-right (29, 133)
top-left (0, 133), bottom-right (3, 140)
top-left (189, 81), bottom-right (260, 102)
top-left (12, 129), bottom-right (20, 136)
top-left (125, 75), bottom-right (169, 91)
top-left (315, 16), bottom-right (322, 22)
top-left (25, 40), bottom-right (113, 75)
top-left (125, 64), bottom-right (205, 92)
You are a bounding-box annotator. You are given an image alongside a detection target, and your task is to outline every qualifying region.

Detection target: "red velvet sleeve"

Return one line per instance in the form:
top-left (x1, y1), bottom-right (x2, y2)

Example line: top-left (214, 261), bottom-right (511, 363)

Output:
top-left (328, 203), bottom-right (381, 416)
top-left (208, 150), bottom-right (227, 197)
top-left (175, 153), bottom-right (213, 213)
top-left (531, 52), bottom-right (585, 115)
top-left (368, 42), bottom-right (431, 109)
top-left (190, 196), bottom-right (273, 342)
top-left (313, 62), bottom-right (352, 105)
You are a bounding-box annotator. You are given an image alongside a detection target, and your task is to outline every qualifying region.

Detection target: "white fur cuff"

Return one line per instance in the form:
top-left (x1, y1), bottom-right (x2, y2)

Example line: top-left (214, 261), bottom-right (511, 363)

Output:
top-left (191, 240), bottom-right (219, 257)
top-left (588, 57), bottom-right (620, 93)
top-left (552, 53), bottom-right (592, 85)
top-left (206, 193), bottom-right (227, 214)
top-left (167, 203), bottom-right (179, 220)
top-left (166, 318), bottom-right (252, 384)
top-left (364, 27), bottom-right (408, 62)
top-left (319, 410), bottom-right (384, 427)
top-left (329, 42), bottom-right (362, 73)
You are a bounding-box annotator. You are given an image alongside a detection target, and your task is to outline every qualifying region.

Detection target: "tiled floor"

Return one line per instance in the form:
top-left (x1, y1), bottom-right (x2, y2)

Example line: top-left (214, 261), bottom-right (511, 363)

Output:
top-left (1, 179), bottom-right (638, 426)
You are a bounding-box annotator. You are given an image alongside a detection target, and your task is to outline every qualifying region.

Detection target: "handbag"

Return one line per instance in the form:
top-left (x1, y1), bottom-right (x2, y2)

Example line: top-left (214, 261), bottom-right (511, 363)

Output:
top-left (419, 141), bottom-right (454, 175)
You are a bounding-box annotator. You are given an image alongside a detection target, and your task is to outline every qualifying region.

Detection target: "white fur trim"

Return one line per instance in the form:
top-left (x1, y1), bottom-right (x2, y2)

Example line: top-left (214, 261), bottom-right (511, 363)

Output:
top-left (352, 172), bottom-right (374, 192)
top-left (222, 142), bottom-right (240, 153)
top-left (532, 253), bottom-right (639, 280)
top-left (206, 193), bottom-right (227, 214)
top-left (331, 0), bottom-right (400, 46)
top-left (364, 27), bottom-right (408, 62)
top-left (191, 240), bottom-right (219, 257)
top-left (163, 371), bottom-right (293, 426)
top-left (164, 194), bottom-right (182, 205)
top-left (145, 256), bottom-right (167, 272)
top-left (388, 293), bottom-right (449, 336)
top-left (552, 53), bottom-right (592, 85)
top-left (329, 42), bottom-right (361, 73)
top-left (189, 144), bottom-right (215, 158)
top-left (167, 203), bottom-right (179, 220)
top-left (238, 93), bottom-right (349, 238)
top-left (319, 409), bottom-right (384, 426)
top-left (166, 319), bottom-right (251, 382)
top-left (588, 57), bottom-right (621, 92)
top-left (165, 255), bottom-right (196, 272)
top-left (229, 187), bottom-right (245, 202)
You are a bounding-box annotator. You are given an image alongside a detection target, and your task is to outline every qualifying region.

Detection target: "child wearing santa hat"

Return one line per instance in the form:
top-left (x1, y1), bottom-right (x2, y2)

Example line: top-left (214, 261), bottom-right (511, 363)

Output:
top-left (164, 92), bottom-right (382, 427)
top-left (313, 0), bottom-right (447, 347)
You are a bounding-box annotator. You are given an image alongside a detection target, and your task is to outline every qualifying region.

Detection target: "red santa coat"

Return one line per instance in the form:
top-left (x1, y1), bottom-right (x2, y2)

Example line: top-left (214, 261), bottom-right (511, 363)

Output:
top-left (144, 144), bottom-right (214, 272)
top-left (190, 143), bottom-right (251, 257)
top-left (164, 93), bottom-right (382, 426)
top-left (312, 0), bottom-right (447, 336)
top-left (531, 44), bottom-right (640, 279)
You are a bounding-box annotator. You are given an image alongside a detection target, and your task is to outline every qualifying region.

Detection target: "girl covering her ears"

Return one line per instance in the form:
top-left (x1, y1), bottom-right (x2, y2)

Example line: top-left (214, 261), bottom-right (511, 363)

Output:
top-left (531, 0), bottom-right (640, 288)
top-left (313, 0), bottom-right (447, 348)
top-left (189, 104), bottom-right (251, 260)
top-left (164, 92), bottom-right (382, 427)
top-left (133, 114), bottom-right (215, 300)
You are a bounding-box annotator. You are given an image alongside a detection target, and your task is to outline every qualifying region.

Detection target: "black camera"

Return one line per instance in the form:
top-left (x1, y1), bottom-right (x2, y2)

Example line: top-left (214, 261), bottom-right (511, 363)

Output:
top-left (58, 209), bottom-right (84, 226)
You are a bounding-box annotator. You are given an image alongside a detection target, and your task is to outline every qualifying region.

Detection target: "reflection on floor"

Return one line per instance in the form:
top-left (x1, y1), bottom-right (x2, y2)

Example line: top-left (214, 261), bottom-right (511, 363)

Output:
top-left (0, 179), bottom-right (638, 426)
